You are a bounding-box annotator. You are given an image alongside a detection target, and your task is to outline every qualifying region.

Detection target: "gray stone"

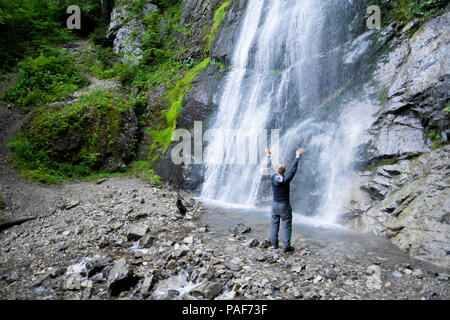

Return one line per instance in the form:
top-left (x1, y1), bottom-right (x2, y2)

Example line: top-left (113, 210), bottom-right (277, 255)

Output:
top-left (107, 258), bottom-right (138, 296)
top-left (139, 234), bottom-right (155, 248)
top-left (437, 272), bottom-right (449, 281)
top-left (343, 12), bottom-right (450, 269)
top-left (224, 262), bottom-right (242, 272)
top-left (127, 224), bottom-right (148, 241)
top-left (366, 265), bottom-right (382, 290)
top-left (313, 275), bottom-right (323, 284)
top-left (245, 238), bottom-right (259, 248)
top-left (140, 275), bottom-right (154, 297)
top-left (183, 236), bottom-right (194, 245)
top-left (107, 0), bottom-right (158, 64)
top-left (192, 282), bottom-right (224, 300)
top-left (392, 270), bottom-right (403, 279)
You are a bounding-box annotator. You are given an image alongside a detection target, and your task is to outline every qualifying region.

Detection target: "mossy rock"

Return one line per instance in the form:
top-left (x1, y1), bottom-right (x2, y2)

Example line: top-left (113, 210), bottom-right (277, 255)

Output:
top-left (9, 90), bottom-right (138, 183)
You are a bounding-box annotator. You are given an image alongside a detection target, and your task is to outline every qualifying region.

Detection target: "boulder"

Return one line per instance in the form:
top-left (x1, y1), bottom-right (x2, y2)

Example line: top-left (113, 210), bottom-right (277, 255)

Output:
top-left (107, 258), bottom-right (139, 296)
top-left (191, 281), bottom-right (224, 299)
top-left (127, 224), bottom-right (148, 241)
top-left (366, 265), bottom-right (382, 290)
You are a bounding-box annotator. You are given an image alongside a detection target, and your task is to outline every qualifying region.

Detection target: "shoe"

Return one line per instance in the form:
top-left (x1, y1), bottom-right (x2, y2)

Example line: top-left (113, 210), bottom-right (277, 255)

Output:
top-left (283, 246), bottom-right (295, 253)
top-left (272, 245), bottom-right (278, 250)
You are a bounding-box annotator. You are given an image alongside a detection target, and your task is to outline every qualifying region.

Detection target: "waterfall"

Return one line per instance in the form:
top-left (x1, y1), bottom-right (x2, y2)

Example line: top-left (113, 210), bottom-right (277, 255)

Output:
top-left (200, 0), bottom-right (377, 223)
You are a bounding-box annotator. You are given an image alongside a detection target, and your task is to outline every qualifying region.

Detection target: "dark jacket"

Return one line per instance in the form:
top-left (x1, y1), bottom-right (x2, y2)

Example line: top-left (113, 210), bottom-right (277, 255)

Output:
top-left (267, 156), bottom-right (300, 204)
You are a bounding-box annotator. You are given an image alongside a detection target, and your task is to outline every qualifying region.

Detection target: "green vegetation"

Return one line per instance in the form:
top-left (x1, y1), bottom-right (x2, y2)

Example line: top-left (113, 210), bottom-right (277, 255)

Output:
top-left (379, 88), bottom-right (388, 106)
top-left (8, 89), bottom-right (138, 184)
top-left (148, 58), bottom-right (210, 163)
top-left (0, 0), bottom-right (103, 72)
top-left (443, 104), bottom-right (450, 115)
top-left (2, 0), bottom-right (232, 184)
top-left (2, 48), bottom-right (89, 111)
top-left (0, 193), bottom-right (5, 211)
top-left (428, 129), bottom-right (442, 150)
top-left (204, 0), bottom-right (232, 55)
top-left (128, 161), bottom-right (162, 184)
top-left (373, 0), bottom-right (448, 27)
top-left (367, 158), bottom-right (398, 171)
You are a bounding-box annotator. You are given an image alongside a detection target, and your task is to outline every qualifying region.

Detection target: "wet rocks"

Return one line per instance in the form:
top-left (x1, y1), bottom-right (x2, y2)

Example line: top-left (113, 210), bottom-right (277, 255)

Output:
top-left (224, 262), bottom-right (242, 272)
top-left (183, 236), bottom-right (194, 245)
top-left (140, 276), bottom-right (154, 297)
top-left (245, 238), bottom-right (259, 248)
top-left (139, 234), bottom-right (155, 248)
top-left (126, 224), bottom-right (148, 241)
top-left (230, 223), bottom-right (251, 236)
top-left (86, 257), bottom-right (108, 277)
top-left (107, 258), bottom-right (139, 296)
top-left (191, 282), bottom-right (224, 300)
top-left (343, 11), bottom-right (450, 269)
top-left (366, 265), bottom-right (382, 290)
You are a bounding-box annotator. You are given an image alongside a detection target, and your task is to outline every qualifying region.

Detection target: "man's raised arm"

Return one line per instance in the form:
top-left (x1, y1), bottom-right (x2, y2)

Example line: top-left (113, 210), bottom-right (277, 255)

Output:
top-left (285, 148), bottom-right (303, 183)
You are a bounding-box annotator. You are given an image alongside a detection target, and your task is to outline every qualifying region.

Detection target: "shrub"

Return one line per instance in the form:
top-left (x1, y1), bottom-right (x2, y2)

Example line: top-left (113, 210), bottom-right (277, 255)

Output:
top-left (2, 49), bottom-right (89, 111)
top-left (373, 0), bottom-right (447, 27)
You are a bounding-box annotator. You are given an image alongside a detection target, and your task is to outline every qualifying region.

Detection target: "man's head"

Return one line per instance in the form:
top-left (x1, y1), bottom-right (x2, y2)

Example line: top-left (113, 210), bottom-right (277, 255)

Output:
top-left (278, 165), bottom-right (286, 176)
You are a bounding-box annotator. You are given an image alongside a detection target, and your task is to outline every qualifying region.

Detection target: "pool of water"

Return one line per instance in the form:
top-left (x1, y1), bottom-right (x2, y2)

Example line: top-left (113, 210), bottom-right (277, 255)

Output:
top-left (198, 201), bottom-right (449, 273)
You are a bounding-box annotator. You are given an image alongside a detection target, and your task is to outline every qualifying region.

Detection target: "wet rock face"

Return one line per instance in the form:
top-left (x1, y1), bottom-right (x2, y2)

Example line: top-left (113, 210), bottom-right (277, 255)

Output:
top-left (346, 146), bottom-right (450, 268)
top-left (179, 0), bottom-right (225, 60)
top-left (156, 64), bottom-right (227, 192)
top-left (210, 0), bottom-right (248, 65)
top-left (367, 11), bottom-right (450, 162)
top-left (340, 11), bottom-right (450, 268)
top-left (341, 11), bottom-right (450, 268)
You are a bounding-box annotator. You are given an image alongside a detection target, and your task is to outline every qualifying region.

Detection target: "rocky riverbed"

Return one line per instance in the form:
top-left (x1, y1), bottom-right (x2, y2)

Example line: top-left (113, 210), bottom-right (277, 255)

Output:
top-left (0, 176), bottom-right (448, 300)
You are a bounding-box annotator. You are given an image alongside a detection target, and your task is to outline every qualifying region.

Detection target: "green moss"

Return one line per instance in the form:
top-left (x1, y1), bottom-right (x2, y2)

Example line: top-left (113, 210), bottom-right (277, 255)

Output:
top-left (0, 193), bottom-right (5, 211)
top-left (212, 60), bottom-right (225, 69)
top-left (428, 129), bottom-right (442, 150)
top-left (367, 158), bottom-right (398, 171)
top-left (128, 161), bottom-right (162, 184)
top-left (443, 104), bottom-right (450, 115)
top-left (204, 0), bottom-right (232, 56)
top-left (148, 57), bottom-right (210, 162)
top-left (8, 89), bottom-right (138, 184)
top-left (379, 88), bottom-right (388, 106)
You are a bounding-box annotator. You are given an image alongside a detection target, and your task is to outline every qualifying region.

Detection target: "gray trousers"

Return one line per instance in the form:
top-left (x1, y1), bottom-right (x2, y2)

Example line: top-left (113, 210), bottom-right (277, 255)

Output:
top-left (271, 202), bottom-right (293, 248)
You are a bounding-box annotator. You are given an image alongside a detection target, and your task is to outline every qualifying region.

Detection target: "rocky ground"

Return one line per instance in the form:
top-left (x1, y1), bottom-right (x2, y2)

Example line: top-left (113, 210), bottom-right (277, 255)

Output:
top-left (0, 174), bottom-right (449, 300)
top-left (0, 5), bottom-right (449, 300)
top-left (0, 101), bottom-right (449, 300)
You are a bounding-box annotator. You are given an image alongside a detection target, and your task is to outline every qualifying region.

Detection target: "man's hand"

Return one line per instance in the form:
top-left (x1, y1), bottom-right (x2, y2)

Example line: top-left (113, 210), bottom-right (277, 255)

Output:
top-left (296, 148), bottom-right (304, 158)
top-left (265, 147), bottom-right (272, 157)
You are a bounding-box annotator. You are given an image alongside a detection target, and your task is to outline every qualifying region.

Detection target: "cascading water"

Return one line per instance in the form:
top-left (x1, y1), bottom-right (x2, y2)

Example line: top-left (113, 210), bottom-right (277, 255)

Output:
top-left (200, 0), bottom-right (378, 223)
